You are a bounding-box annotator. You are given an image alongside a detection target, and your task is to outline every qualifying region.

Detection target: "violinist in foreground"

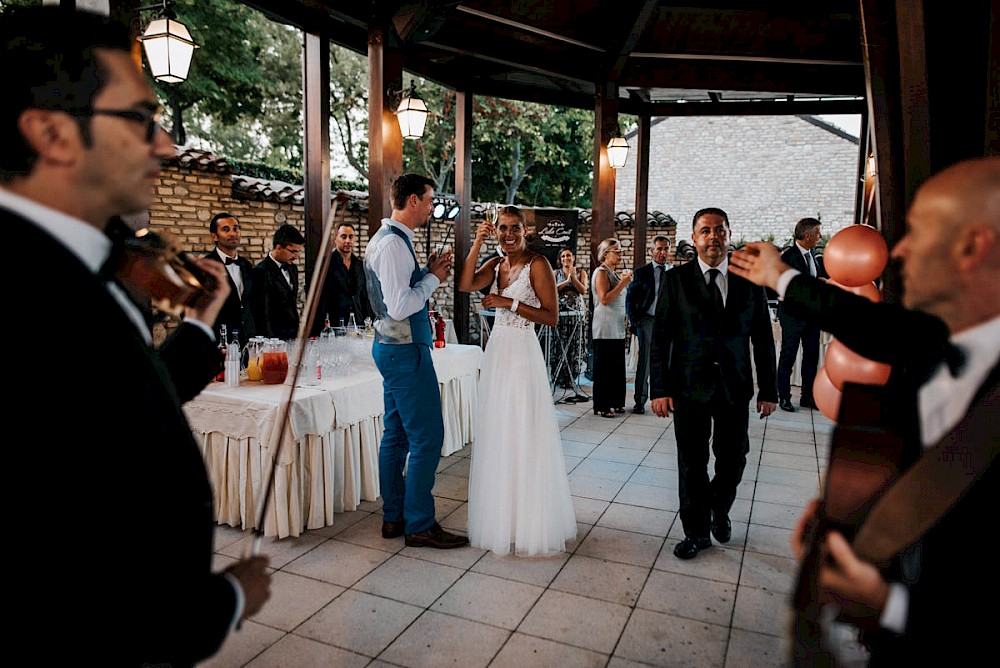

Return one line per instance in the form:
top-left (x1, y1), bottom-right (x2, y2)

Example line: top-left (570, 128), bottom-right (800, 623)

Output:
top-left (0, 6), bottom-right (270, 666)
top-left (728, 156), bottom-right (1000, 666)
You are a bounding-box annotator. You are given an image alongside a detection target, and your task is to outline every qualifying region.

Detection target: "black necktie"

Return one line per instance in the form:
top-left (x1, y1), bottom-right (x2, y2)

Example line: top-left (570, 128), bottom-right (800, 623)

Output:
top-left (707, 268), bottom-right (724, 316)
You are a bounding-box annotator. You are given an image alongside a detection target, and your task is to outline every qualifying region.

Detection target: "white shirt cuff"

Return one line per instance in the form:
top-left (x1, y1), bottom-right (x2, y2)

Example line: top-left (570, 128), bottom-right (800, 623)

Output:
top-left (222, 572), bottom-right (246, 632)
top-left (880, 582), bottom-right (908, 634)
top-left (776, 268), bottom-right (802, 299)
top-left (183, 316), bottom-right (217, 341)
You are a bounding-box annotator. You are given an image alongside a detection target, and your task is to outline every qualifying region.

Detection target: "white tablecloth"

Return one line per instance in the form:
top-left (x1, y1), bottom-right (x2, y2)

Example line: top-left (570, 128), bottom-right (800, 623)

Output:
top-left (184, 343), bottom-right (482, 538)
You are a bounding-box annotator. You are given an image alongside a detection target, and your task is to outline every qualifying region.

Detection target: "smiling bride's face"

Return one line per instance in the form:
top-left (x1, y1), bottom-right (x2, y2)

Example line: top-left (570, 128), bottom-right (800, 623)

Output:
top-left (496, 213), bottom-right (525, 254)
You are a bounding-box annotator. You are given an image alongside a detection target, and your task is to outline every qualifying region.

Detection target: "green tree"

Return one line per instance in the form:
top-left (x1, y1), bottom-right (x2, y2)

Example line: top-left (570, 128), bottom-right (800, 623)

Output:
top-left (154, 0), bottom-right (271, 146)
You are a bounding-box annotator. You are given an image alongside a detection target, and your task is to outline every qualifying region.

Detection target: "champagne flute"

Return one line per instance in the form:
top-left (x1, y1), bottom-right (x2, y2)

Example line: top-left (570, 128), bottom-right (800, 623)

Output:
top-left (485, 203), bottom-right (502, 256)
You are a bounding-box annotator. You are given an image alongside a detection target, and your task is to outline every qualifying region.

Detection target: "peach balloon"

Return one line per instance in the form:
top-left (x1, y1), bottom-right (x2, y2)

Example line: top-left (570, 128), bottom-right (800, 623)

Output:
top-left (824, 338), bottom-right (891, 390)
top-left (823, 225), bottom-right (889, 287)
top-left (826, 279), bottom-right (883, 303)
top-left (813, 366), bottom-right (842, 421)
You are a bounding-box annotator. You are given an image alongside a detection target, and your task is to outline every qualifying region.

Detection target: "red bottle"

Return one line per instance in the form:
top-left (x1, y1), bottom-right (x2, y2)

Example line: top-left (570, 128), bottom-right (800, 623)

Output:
top-left (434, 312), bottom-right (447, 348)
top-left (215, 324), bottom-right (228, 382)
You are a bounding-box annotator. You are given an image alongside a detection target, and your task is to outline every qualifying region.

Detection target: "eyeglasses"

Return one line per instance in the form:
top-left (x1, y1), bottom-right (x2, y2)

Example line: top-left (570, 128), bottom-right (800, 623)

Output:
top-left (608, 249), bottom-right (621, 255)
top-left (82, 106), bottom-right (165, 143)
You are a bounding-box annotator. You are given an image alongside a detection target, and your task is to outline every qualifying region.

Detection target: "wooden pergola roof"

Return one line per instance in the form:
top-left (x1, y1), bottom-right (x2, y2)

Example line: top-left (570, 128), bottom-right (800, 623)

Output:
top-left (232, 0), bottom-right (996, 342)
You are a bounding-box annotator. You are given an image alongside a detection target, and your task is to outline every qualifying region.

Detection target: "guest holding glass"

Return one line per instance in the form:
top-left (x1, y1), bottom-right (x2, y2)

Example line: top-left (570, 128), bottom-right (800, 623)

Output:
top-left (591, 238), bottom-right (632, 417)
top-left (552, 248), bottom-right (588, 395)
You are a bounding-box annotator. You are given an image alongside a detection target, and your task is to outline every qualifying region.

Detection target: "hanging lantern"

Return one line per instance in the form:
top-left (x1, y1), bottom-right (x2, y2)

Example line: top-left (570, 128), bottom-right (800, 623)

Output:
top-left (137, 8), bottom-right (199, 84)
top-left (396, 92), bottom-right (428, 140)
top-left (607, 134), bottom-right (630, 169)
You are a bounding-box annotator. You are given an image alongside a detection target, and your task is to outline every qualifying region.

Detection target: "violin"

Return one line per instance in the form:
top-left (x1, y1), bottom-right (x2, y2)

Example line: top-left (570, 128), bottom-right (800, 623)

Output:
top-left (104, 217), bottom-right (218, 320)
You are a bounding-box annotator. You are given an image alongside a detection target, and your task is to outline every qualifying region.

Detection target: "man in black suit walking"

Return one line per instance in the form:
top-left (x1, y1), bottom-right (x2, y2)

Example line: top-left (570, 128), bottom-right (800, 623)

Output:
top-left (650, 208), bottom-right (777, 560)
top-left (730, 156), bottom-right (999, 664)
top-left (251, 223), bottom-right (305, 339)
top-left (626, 234), bottom-right (672, 414)
top-left (777, 217), bottom-right (826, 411)
top-left (0, 6), bottom-right (270, 665)
top-left (204, 211), bottom-right (255, 346)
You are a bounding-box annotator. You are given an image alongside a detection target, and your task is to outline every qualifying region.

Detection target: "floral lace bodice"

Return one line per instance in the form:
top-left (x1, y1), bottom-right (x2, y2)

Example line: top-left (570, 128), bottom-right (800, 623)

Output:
top-left (492, 258), bottom-right (540, 330)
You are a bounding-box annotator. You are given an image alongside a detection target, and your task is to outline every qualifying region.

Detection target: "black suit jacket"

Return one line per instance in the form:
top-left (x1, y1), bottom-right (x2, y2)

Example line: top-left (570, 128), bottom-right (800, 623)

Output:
top-left (625, 262), bottom-right (668, 323)
top-left (6, 207), bottom-right (235, 666)
top-left (782, 274), bottom-right (997, 665)
top-left (250, 255), bottom-right (300, 339)
top-left (310, 251), bottom-right (372, 336)
top-left (650, 259), bottom-right (777, 405)
top-left (203, 249), bottom-right (255, 344)
top-left (778, 244), bottom-right (826, 314)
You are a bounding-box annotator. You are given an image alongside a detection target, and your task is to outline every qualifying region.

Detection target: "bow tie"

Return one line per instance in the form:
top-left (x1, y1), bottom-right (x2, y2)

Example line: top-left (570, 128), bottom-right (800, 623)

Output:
top-left (224, 257), bottom-right (237, 266)
top-left (942, 343), bottom-right (966, 378)
top-left (283, 263), bottom-right (295, 271)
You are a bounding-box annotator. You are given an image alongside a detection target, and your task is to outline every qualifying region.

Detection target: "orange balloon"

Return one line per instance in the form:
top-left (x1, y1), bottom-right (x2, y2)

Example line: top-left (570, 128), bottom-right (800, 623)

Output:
top-left (826, 279), bottom-right (882, 303)
top-left (824, 338), bottom-right (891, 390)
top-left (813, 366), bottom-right (842, 421)
top-left (823, 225), bottom-right (889, 287)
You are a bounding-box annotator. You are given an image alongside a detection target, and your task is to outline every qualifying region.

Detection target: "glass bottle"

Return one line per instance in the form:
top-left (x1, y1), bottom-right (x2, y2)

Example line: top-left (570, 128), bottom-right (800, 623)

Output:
top-left (225, 329), bottom-right (241, 387)
top-left (434, 312), bottom-right (447, 348)
top-left (348, 311), bottom-right (358, 334)
top-left (215, 324), bottom-right (228, 382)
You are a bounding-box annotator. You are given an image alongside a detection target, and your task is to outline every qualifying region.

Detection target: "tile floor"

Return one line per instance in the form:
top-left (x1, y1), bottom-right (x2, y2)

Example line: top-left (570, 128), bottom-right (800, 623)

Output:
top-left (201, 380), bottom-right (832, 668)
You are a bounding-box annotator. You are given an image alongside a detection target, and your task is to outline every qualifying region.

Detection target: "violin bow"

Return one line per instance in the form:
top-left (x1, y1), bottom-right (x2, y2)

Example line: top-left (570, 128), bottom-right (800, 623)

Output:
top-left (250, 194), bottom-right (346, 554)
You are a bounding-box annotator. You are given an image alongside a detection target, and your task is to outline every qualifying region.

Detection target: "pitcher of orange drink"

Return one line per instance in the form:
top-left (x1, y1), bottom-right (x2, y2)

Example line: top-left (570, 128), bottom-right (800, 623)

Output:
top-left (243, 337), bottom-right (265, 381)
top-left (261, 339), bottom-right (288, 385)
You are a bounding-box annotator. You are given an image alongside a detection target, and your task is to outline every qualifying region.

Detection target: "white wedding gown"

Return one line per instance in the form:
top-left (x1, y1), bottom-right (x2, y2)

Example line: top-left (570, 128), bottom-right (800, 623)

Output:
top-left (467, 258), bottom-right (577, 556)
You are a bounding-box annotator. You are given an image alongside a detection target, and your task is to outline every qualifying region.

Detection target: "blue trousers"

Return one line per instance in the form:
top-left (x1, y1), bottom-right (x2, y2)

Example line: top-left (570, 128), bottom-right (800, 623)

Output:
top-left (373, 342), bottom-right (444, 534)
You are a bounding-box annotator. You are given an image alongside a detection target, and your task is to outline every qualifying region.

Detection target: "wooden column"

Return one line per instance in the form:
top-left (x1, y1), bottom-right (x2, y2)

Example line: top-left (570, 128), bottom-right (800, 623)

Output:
top-left (367, 25), bottom-right (403, 237)
top-left (860, 0), bottom-right (908, 303)
top-left (633, 113), bottom-right (651, 268)
top-left (591, 82), bottom-right (619, 267)
top-left (453, 90), bottom-right (473, 344)
top-left (303, 32), bottom-right (330, 286)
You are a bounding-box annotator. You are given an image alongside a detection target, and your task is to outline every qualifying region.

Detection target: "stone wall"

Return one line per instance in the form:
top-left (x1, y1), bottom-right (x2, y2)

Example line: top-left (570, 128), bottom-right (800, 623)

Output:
top-left (614, 115), bottom-right (861, 246)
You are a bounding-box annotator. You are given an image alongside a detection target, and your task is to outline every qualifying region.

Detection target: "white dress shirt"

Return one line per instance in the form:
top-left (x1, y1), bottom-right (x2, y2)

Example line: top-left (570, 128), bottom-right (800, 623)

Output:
top-left (214, 248), bottom-right (244, 299)
top-left (777, 267), bottom-right (1000, 633)
top-left (697, 255), bottom-right (729, 306)
top-left (365, 218), bottom-right (441, 321)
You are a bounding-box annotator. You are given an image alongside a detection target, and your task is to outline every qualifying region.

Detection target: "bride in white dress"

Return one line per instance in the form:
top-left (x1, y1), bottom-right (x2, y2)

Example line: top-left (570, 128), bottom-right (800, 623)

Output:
top-left (457, 205), bottom-right (577, 556)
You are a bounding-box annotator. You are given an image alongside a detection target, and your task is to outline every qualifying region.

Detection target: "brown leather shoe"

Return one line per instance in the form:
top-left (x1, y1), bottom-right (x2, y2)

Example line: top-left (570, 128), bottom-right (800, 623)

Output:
top-left (382, 521), bottom-right (405, 539)
top-left (404, 523), bottom-right (469, 549)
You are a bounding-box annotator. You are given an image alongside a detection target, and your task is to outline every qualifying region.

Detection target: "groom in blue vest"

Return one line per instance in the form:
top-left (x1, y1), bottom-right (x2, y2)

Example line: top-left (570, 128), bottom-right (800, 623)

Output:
top-left (365, 173), bottom-right (469, 548)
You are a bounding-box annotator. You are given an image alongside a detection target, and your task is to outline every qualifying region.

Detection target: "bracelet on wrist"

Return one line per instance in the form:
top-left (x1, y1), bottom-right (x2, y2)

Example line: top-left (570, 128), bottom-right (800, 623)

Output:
top-left (510, 298), bottom-right (519, 313)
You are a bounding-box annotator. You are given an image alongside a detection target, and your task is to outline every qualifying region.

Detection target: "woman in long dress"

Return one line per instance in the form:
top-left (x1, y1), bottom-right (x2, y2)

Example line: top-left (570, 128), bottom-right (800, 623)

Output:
top-left (552, 248), bottom-right (588, 395)
top-left (591, 238), bottom-right (633, 418)
top-left (458, 205), bottom-right (577, 556)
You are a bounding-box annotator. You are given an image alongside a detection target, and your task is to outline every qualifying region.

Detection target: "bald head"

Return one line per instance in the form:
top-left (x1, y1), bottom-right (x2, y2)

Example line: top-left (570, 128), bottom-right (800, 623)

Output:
top-left (894, 156), bottom-right (1000, 331)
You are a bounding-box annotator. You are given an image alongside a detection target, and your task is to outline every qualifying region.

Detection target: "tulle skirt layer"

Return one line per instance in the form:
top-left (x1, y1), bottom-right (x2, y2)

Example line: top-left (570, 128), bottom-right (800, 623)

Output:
top-left (467, 324), bottom-right (577, 557)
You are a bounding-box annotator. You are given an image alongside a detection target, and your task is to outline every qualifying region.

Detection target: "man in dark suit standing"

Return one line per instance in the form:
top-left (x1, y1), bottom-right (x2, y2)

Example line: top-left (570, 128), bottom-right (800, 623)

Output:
top-left (777, 217), bottom-right (826, 411)
top-left (204, 211), bottom-right (255, 346)
top-left (730, 156), bottom-right (999, 664)
top-left (0, 6), bottom-right (270, 665)
top-left (251, 223), bottom-right (305, 339)
top-left (650, 207), bottom-right (777, 560)
top-left (310, 222), bottom-right (373, 335)
top-left (626, 234), bottom-right (672, 414)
